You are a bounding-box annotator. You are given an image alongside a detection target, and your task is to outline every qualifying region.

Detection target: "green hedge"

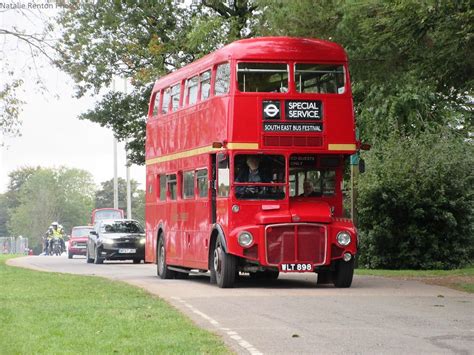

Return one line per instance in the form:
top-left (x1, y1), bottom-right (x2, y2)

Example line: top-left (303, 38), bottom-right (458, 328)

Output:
top-left (357, 132), bottom-right (474, 269)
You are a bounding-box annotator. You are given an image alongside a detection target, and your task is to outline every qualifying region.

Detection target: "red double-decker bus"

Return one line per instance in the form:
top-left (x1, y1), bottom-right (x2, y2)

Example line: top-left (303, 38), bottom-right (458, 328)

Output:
top-left (145, 37), bottom-right (358, 288)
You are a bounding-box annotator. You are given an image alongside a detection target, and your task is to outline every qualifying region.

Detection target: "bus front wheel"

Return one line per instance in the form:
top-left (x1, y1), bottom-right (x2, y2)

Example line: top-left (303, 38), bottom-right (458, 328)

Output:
top-left (332, 258), bottom-right (354, 288)
top-left (212, 239), bottom-right (236, 288)
top-left (157, 236), bottom-right (176, 279)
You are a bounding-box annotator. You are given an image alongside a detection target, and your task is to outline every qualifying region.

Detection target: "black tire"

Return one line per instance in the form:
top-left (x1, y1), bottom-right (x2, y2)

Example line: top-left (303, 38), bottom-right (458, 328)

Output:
top-left (156, 236), bottom-right (176, 279)
top-left (212, 238), bottom-right (236, 288)
top-left (317, 271), bottom-right (333, 284)
top-left (94, 246), bottom-right (104, 264)
top-left (86, 248), bottom-right (94, 263)
top-left (68, 252), bottom-right (73, 259)
top-left (133, 259), bottom-right (141, 264)
top-left (333, 258), bottom-right (354, 288)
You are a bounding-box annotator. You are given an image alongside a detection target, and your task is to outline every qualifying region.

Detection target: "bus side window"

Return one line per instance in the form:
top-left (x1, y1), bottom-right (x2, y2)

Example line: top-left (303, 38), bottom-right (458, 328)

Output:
top-left (152, 91), bottom-right (160, 117)
top-left (197, 169), bottom-right (208, 198)
top-left (183, 171), bottom-right (195, 199)
top-left (217, 154), bottom-right (229, 197)
top-left (201, 70), bottom-right (211, 101)
top-left (186, 76), bottom-right (199, 105)
top-left (167, 174), bottom-right (177, 200)
top-left (171, 83), bottom-right (181, 111)
top-left (162, 88), bottom-right (171, 114)
top-left (159, 175), bottom-right (166, 201)
top-left (215, 62), bottom-right (230, 95)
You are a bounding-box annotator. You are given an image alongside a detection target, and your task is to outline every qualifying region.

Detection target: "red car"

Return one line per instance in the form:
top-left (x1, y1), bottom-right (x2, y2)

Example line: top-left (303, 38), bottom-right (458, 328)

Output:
top-left (68, 226), bottom-right (93, 259)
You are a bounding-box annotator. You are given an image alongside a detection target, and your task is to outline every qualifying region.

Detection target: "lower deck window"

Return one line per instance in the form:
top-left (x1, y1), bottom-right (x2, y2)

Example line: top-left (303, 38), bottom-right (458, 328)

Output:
top-left (167, 174), bottom-right (177, 200)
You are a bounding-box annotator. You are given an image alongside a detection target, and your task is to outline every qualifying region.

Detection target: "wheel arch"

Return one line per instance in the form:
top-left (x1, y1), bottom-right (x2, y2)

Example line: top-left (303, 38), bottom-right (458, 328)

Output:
top-left (208, 224), bottom-right (227, 268)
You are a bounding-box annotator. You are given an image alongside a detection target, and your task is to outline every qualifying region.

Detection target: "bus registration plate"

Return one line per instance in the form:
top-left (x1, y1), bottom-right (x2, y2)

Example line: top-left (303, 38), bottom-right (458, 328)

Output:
top-left (280, 263), bottom-right (313, 272)
top-left (119, 248), bottom-right (136, 254)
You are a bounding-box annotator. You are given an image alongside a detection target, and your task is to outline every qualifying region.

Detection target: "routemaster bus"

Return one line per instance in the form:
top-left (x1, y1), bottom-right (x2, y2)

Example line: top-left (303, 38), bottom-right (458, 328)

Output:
top-left (145, 37), bottom-right (359, 288)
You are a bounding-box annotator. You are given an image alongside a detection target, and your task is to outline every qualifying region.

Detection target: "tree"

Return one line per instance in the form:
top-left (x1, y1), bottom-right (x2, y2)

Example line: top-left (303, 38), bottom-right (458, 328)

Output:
top-left (95, 178), bottom-right (145, 225)
top-left (7, 167), bottom-right (95, 252)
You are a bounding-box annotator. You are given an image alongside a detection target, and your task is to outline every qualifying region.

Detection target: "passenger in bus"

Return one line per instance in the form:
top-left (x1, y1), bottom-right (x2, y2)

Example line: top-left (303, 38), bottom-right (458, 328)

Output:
top-left (299, 179), bottom-right (321, 197)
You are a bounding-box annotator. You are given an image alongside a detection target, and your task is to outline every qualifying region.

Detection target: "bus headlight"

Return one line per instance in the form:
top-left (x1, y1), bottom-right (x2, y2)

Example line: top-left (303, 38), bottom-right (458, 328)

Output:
top-left (238, 231), bottom-right (253, 248)
top-left (336, 231), bottom-right (351, 246)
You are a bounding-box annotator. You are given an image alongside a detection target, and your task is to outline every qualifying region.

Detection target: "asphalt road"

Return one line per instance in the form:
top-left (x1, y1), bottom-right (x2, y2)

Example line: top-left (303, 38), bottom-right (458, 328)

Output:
top-left (8, 255), bottom-right (474, 355)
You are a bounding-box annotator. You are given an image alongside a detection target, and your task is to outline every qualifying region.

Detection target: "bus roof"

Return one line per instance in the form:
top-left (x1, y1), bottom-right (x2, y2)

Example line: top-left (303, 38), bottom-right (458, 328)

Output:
top-left (152, 37), bottom-right (348, 91)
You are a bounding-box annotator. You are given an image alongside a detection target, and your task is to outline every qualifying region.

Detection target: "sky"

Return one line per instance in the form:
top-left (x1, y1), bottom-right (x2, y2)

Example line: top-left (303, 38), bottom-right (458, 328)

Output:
top-left (0, 1), bottom-right (146, 193)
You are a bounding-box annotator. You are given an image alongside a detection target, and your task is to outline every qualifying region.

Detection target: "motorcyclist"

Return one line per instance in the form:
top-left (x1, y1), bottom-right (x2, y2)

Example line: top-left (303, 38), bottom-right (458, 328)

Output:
top-left (48, 222), bottom-right (66, 254)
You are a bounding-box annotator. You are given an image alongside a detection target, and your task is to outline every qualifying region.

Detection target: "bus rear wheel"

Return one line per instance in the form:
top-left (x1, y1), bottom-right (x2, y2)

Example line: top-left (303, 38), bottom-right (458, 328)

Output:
top-left (212, 239), bottom-right (236, 288)
top-left (332, 258), bottom-right (354, 288)
top-left (157, 236), bottom-right (176, 279)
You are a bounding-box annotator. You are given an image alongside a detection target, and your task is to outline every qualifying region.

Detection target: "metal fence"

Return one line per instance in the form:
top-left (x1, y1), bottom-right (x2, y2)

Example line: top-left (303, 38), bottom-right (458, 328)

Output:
top-left (0, 236), bottom-right (29, 254)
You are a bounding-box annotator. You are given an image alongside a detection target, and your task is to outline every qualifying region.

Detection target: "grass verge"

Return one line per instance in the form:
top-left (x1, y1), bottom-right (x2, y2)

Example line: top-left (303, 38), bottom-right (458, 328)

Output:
top-left (356, 266), bottom-right (474, 293)
top-left (0, 255), bottom-right (230, 354)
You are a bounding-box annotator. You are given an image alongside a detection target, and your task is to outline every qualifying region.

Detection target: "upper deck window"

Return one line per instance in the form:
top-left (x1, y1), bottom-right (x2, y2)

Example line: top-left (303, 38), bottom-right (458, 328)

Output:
top-left (237, 63), bottom-right (288, 93)
top-left (295, 64), bottom-right (345, 94)
top-left (201, 70), bottom-right (211, 100)
top-left (215, 62), bottom-right (230, 95)
top-left (152, 91), bottom-right (160, 117)
top-left (185, 76), bottom-right (199, 105)
top-left (171, 83), bottom-right (181, 111)
top-left (162, 88), bottom-right (171, 114)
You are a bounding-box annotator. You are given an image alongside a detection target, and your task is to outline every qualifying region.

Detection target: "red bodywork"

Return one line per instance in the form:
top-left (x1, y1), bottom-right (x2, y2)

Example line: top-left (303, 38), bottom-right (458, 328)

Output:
top-left (68, 226), bottom-right (93, 257)
top-left (145, 37), bottom-right (358, 273)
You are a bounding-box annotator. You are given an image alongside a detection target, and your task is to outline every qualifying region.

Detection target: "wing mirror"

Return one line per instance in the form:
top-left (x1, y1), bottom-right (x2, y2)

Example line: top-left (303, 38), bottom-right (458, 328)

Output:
top-left (90, 230), bottom-right (98, 236)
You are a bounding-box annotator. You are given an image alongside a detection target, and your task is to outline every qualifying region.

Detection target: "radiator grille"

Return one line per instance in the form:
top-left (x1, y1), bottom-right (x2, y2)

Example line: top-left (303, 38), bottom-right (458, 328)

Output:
top-left (265, 224), bottom-right (327, 265)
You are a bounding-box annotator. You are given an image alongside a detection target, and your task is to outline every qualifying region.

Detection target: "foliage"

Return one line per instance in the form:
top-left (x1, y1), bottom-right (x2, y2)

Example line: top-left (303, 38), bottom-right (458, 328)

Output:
top-left (0, 256), bottom-right (229, 354)
top-left (0, 79), bottom-right (24, 142)
top-left (95, 178), bottom-right (145, 225)
top-left (357, 131), bottom-right (474, 269)
top-left (56, 0), bottom-right (191, 95)
top-left (7, 167), bottom-right (95, 251)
